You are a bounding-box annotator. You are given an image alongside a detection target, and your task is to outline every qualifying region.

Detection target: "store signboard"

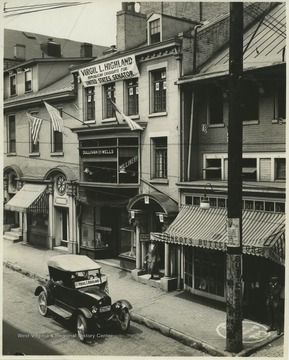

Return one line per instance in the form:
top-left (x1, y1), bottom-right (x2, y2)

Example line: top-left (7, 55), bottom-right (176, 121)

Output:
top-left (80, 148), bottom-right (116, 157)
top-left (79, 55), bottom-right (139, 87)
top-left (140, 233), bottom-right (150, 242)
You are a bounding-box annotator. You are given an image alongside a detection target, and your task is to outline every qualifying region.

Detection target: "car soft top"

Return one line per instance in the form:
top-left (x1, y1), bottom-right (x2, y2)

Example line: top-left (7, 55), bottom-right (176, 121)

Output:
top-left (48, 255), bottom-right (102, 272)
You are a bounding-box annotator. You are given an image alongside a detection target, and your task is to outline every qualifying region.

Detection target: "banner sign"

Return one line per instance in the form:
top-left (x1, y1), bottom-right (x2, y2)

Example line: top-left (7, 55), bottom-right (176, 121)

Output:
top-left (80, 148), bottom-right (116, 157)
top-left (79, 55), bottom-right (139, 87)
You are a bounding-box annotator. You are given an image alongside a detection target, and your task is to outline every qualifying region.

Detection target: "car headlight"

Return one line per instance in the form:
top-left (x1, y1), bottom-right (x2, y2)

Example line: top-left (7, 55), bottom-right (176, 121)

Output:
top-left (91, 305), bottom-right (98, 314)
top-left (115, 301), bottom-right (121, 309)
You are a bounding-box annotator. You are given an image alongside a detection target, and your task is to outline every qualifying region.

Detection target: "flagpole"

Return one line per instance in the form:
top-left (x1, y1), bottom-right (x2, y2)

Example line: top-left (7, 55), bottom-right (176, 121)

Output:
top-left (62, 110), bottom-right (92, 128)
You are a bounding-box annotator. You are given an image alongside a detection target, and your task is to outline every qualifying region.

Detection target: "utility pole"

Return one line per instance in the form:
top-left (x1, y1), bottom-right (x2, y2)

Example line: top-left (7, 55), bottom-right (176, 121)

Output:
top-left (226, 2), bottom-right (243, 353)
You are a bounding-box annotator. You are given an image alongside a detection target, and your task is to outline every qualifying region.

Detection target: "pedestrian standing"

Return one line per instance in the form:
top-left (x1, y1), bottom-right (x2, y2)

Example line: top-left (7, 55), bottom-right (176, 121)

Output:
top-left (145, 242), bottom-right (160, 280)
top-left (266, 276), bottom-right (282, 335)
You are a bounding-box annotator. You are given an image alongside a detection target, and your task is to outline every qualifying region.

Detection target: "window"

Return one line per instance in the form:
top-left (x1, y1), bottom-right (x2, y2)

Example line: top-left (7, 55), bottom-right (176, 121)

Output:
top-left (85, 87), bottom-right (95, 121)
top-left (29, 112), bottom-right (39, 153)
top-left (153, 137), bottom-right (167, 178)
top-left (208, 87), bottom-right (223, 124)
top-left (275, 80), bottom-right (286, 119)
top-left (275, 158), bottom-right (285, 180)
top-left (25, 70), bottom-right (32, 92)
top-left (149, 18), bottom-right (160, 44)
top-left (51, 108), bottom-right (63, 153)
top-left (204, 159), bottom-right (221, 180)
top-left (242, 80), bottom-right (259, 121)
top-left (242, 158), bottom-right (257, 181)
top-left (104, 83), bottom-right (115, 118)
top-left (10, 75), bottom-right (16, 96)
top-left (7, 115), bottom-right (16, 153)
top-left (81, 137), bottom-right (139, 184)
top-left (152, 69), bottom-right (166, 113)
top-left (127, 78), bottom-right (139, 116)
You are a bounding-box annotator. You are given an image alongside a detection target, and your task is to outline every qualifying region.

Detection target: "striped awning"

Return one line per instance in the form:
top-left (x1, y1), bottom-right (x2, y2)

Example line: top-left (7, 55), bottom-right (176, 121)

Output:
top-left (151, 205), bottom-right (285, 265)
top-left (5, 184), bottom-right (48, 213)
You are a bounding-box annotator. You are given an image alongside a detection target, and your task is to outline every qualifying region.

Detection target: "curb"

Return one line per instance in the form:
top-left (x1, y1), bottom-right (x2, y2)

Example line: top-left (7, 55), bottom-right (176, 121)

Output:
top-left (131, 312), bottom-right (231, 357)
top-left (3, 260), bottom-right (281, 357)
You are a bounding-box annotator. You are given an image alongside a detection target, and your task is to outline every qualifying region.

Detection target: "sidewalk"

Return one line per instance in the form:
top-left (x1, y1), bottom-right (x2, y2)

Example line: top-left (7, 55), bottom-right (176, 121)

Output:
top-left (3, 240), bottom-right (283, 357)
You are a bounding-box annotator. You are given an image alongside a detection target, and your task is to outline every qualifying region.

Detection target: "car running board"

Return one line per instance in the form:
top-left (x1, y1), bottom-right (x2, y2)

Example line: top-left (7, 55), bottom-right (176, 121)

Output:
top-left (48, 305), bottom-right (72, 319)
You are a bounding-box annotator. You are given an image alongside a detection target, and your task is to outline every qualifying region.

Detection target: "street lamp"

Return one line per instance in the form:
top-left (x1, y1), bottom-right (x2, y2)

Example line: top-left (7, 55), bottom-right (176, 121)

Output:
top-left (200, 183), bottom-right (214, 210)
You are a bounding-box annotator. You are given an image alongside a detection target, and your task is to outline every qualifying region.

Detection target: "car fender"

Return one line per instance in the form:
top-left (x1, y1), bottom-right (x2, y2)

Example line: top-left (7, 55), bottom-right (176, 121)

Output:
top-left (34, 285), bottom-right (54, 305)
top-left (113, 300), bottom-right (132, 311)
top-left (76, 307), bottom-right (93, 319)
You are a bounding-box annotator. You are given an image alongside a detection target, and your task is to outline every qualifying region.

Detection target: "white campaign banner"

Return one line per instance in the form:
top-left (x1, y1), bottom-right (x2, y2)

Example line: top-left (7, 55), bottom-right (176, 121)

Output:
top-left (79, 55), bottom-right (139, 87)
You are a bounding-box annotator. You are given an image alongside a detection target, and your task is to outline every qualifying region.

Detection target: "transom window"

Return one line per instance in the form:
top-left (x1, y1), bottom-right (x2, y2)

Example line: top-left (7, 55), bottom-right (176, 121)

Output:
top-left (152, 69), bottom-right (166, 113)
top-left (183, 196), bottom-right (284, 213)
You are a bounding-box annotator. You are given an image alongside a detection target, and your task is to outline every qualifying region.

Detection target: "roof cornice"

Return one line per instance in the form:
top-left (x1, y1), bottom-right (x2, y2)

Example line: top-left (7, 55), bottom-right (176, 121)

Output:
top-left (4, 91), bottom-right (76, 111)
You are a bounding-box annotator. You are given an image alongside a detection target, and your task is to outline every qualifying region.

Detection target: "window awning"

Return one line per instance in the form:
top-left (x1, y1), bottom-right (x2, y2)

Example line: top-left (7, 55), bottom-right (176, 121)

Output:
top-left (5, 184), bottom-right (48, 213)
top-left (151, 205), bottom-right (285, 266)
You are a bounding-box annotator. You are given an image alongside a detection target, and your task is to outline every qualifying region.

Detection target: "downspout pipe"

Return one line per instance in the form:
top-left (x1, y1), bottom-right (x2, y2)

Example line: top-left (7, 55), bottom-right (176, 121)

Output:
top-left (193, 24), bottom-right (202, 74)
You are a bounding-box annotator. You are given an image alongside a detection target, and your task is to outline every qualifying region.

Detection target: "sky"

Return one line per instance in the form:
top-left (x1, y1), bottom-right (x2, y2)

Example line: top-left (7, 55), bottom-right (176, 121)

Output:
top-left (2, 0), bottom-right (122, 46)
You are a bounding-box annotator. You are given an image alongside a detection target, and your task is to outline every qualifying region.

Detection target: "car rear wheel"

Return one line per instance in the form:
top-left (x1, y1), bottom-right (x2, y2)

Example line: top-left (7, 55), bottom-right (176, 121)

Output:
top-left (76, 314), bottom-right (88, 342)
top-left (119, 308), bottom-right (130, 332)
top-left (38, 291), bottom-right (48, 316)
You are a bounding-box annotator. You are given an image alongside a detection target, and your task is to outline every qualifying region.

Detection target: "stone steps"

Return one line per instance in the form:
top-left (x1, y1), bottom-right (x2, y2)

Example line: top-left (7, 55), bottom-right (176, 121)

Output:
top-left (3, 228), bottom-right (23, 243)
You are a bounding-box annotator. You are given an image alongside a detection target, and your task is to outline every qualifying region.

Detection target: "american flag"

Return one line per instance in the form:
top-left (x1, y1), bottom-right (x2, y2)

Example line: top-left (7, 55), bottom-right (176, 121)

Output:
top-left (44, 101), bottom-right (64, 132)
top-left (27, 113), bottom-right (43, 144)
top-left (108, 98), bottom-right (143, 131)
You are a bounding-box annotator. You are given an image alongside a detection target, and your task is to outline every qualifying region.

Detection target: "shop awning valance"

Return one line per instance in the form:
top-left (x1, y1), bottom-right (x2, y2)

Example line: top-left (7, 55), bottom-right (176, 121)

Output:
top-left (5, 184), bottom-right (48, 213)
top-left (151, 205), bottom-right (285, 266)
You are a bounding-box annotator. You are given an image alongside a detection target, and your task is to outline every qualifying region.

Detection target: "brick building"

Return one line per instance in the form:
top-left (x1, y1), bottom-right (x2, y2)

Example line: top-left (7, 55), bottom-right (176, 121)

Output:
top-left (151, 2), bottom-right (286, 320)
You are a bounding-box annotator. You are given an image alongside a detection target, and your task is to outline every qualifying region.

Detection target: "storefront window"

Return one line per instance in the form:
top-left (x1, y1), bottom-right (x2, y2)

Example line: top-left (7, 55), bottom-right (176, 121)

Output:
top-left (80, 137), bottom-right (139, 184)
top-left (185, 247), bottom-right (225, 298)
top-left (80, 205), bottom-right (112, 249)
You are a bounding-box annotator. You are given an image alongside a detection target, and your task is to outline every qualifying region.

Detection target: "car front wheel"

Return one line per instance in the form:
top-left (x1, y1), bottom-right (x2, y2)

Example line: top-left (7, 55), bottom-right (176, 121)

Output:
top-left (76, 314), bottom-right (88, 342)
top-left (38, 291), bottom-right (48, 316)
top-left (119, 308), bottom-right (130, 332)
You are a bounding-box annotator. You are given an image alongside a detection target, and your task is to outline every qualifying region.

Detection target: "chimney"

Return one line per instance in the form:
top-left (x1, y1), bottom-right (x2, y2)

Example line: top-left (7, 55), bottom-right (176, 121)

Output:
top-left (80, 42), bottom-right (93, 58)
top-left (14, 44), bottom-right (26, 60)
top-left (40, 38), bottom-right (61, 58)
top-left (116, 3), bottom-right (147, 51)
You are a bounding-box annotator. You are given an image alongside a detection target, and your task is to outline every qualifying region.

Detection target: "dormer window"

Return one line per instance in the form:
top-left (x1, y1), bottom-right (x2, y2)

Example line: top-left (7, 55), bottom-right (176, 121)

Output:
top-left (10, 75), bottom-right (16, 96)
top-left (149, 18), bottom-right (160, 44)
top-left (25, 70), bottom-right (32, 92)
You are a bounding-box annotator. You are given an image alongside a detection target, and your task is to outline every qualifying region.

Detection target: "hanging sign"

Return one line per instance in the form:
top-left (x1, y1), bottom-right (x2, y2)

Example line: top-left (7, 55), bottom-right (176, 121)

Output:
top-left (79, 55), bottom-right (139, 87)
top-left (227, 218), bottom-right (241, 247)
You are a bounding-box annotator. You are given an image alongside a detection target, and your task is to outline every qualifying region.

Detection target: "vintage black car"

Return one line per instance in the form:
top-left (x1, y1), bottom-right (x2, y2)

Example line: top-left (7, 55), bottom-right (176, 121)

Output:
top-left (34, 255), bottom-right (132, 342)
